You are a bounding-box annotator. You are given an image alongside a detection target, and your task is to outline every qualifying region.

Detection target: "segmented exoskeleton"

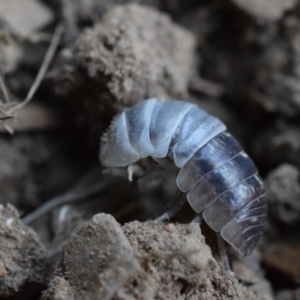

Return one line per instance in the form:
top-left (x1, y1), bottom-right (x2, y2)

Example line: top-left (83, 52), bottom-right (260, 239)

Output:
top-left (100, 98), bottom-right (267, 256)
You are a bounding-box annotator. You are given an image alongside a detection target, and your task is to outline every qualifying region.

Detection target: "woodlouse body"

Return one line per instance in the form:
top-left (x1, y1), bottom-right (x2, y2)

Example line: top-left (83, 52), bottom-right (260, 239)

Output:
top-left (100, 98), bottom-right (267, 256)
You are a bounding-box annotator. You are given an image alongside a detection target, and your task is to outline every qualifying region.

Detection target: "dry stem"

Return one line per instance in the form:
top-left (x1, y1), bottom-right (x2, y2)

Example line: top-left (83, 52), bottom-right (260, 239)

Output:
top-left (7, 23), bottom-right (64, 115)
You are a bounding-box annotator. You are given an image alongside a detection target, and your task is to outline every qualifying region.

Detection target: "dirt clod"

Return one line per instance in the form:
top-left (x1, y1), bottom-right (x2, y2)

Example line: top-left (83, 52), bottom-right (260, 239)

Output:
top-left (43, 213), bottom-right (273, 300)
top-left (55, 4), bottom-right (196, 124)
top-left (0, 203), bottom-right (47, 298)
top-left (43, 213), bottom-right (140, 300)
top-left (0, 0), bottom-right (54, 37)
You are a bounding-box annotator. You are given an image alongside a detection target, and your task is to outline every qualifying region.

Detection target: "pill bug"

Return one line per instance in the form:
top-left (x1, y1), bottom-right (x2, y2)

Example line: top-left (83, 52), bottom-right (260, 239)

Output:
top-left (100, 98), bottom-right (267, 256)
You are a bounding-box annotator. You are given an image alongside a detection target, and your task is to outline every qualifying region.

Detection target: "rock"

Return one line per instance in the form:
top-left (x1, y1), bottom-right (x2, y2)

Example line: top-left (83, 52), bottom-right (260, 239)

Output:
top-left (43, 213), bottom-right (272, 299)
top-left (0, 0), bottom-right (54, 37)
top-left (55, 4), bottom-right (196, 125)
top-left (56, 0), bottom-right (202, 32)
top-left (116, 221), bottom-right (262, 300)
top-left (42, 276), bottom-right (74, 300)
top-left (58, 0), bottom-right (162, 24)
top-left (265, 164), bottom-right (300, 224)
top-left (0, 203), bottom-right (47, 298)
top-left (42, 213), bottom-right (140, 300)
top-left (229, 0), bottom-right (297, 21)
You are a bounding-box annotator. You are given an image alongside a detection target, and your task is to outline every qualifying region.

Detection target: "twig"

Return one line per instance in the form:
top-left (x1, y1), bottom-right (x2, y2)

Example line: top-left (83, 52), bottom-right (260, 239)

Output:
top-left (22, 177), bottom-right (117, 225)
top-left (2, 123), bottom-right (13, 134)
top-left (0, 107), bottom-right (13, 117)
top-left (7, 23), bottom-right (64, 115)
top-left (0, 115), bottom-right (14, 121)
top-left (0, 73), bottom-right (11, 103)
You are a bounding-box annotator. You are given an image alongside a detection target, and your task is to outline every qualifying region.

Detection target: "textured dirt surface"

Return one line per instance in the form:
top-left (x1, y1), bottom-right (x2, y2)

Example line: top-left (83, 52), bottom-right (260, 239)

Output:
top-left (55, 4), bottom-right (196, 127)
top-left (42, 213), bottom-right (273, 300)
top-left (0, 203), bottom-right (47, 299)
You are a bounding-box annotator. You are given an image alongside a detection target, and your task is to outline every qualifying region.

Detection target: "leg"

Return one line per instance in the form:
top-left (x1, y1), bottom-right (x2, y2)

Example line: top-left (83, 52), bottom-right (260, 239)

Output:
top-left (127, 164), bottom-right (144, 181)
top-left (216, 232), bottom-right (232, 283)
top-left (191, 214), bottom-right (202, 224)
top-left (103, 164), bottom-right (144, 182)
top-left (155, 192), bottom-right (186, 221)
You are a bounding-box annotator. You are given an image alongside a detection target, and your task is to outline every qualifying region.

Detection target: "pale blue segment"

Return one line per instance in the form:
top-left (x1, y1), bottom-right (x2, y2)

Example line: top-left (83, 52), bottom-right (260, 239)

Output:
top-left (172, 112), bottom-right (227, 168)
top-left (125, 99), bottom-right (156, 157)
top-left (149, 100), bottom-right (164, 132)
top-left (172, 107), bottom-right (209, 146)
top-left (100, 112), bottom-right (140, 167)
top-left (149, 101), bottom-right (194, 158)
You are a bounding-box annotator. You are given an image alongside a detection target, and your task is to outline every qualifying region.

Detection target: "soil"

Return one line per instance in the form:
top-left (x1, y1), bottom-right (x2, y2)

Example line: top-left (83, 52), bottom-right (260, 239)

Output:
top-left (42, 214), bottom-right (273, 300)
top-left (0, 0), bottom-right (300, 299)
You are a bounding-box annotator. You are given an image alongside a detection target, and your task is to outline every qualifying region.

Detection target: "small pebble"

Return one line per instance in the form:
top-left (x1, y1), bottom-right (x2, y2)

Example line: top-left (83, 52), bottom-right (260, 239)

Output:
top-left (164, 223), bottom-right (175, 233)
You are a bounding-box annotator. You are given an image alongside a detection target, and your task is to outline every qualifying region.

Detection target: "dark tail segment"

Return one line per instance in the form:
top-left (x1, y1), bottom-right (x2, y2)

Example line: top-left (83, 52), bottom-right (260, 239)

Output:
top-left (180, 130), bottom-right (266, 256)
top-left (220, 195), bottom-right (267, 256)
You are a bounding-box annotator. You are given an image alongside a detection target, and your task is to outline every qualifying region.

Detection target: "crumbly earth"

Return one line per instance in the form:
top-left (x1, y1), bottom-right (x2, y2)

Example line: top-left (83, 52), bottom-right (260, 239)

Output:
top-left (55, 4), bottom-right (196, 124)
top-left (0, 203), bottom-right (47, 298)
top-left (42, 213), bottom-right (273, 300)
